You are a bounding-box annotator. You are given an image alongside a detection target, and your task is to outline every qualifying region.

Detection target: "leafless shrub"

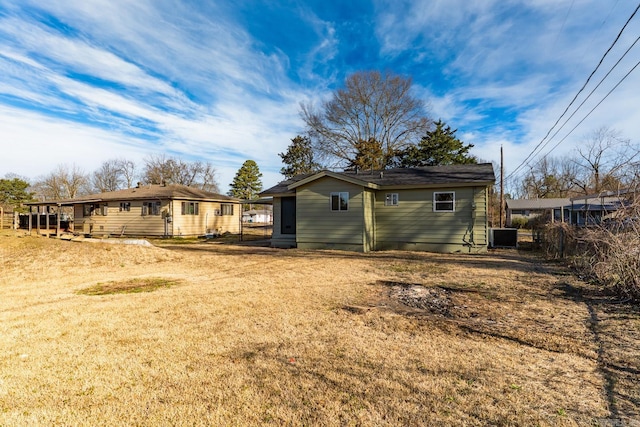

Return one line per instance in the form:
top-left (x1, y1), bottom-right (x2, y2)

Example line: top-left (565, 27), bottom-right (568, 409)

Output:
top-left (542, 201), bottom-right (640, 301)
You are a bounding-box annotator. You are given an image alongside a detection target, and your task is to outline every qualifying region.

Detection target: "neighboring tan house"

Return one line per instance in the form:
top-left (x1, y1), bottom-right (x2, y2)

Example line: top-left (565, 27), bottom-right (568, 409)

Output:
top-left (28, 184), bottom-right (241, 237)
top-left (506, 198), bottom-right (571, 227)
top-left (260, 163), bottom-right (495, 253)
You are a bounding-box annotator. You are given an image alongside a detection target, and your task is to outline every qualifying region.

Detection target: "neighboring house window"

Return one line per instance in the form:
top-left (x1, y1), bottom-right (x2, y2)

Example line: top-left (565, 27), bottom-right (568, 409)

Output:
top-left (181, 202), bottom-right (199, 215)
top-left (434, 192), bottom-right (455, 212)
top-left (142, 201), bottom-right (161, 216)
top-left (385, 193), bottom-right (399, 206)
top-left (119, 202), bottom-right (131, 212)
top-left (330, 192), bottom-right (349, 211)
top-left (221, 204), bottom-right (234, 216)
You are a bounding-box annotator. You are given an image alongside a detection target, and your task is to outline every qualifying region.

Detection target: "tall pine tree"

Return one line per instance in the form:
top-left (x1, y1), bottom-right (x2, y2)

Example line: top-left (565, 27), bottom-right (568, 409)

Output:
top-left (397, 119), bottom-right (476, 167)
top-left (279, 135), bottom-right (321, 178)
top-left (0, 177), bottom-right (34, 212)
top-left (228, 160), bottom-right (263, 206)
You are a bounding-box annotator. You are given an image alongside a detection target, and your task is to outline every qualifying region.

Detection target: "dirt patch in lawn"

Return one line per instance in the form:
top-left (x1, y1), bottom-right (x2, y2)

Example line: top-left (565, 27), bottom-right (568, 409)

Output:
top-left (77, 277), bottom-right (181, 295)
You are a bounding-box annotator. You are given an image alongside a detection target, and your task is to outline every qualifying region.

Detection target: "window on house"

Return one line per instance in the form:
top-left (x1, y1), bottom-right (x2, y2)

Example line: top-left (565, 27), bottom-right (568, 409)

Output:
top-left (181, 202), bottom-right (199, 215)
top-left (385, 193), bottom-right (399, 206)
top-left (142, 201), bottom-right (161, 216)
top-left (119, 202), bottom-right (131, 212)
top-left (433, 192), bottom-right (455, 212)
top-left (221, 204), bottom-right (234, 216)
top-left (330, 192), bottom-right (349, 211)
top-left (83, 203), bottom-right (104, 216)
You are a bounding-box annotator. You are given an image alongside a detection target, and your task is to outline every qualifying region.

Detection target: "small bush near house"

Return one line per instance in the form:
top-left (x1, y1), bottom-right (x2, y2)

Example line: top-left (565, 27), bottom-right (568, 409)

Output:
top-left (510, 217), bottom-right (529, 229)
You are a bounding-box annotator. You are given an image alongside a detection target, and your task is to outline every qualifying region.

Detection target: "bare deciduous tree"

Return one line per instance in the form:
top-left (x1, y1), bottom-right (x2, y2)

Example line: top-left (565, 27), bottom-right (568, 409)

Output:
top-left (143, 155), bottom-right (219, 193)
top-left (34, 164), bottom-right (91, 201)
top-left (572, 127), bottom-right (639, 194)
top-left (521, 156), bottom-right (578, 198)
top-left (300, 70), bottom-right (431, 168)
top-left (117, 159), bottom-right (138, 189)
top-left (92, 159), bottom-right (123, 193)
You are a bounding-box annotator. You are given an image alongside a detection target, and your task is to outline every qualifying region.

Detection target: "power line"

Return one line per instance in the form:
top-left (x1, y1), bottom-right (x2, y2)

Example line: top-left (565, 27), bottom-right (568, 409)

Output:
top-left (505, 2), bottom-right (640, 181)
top-left (515, 34), bottom-right (640, 172)
top-left (537, 58), bottom-right (640, 162)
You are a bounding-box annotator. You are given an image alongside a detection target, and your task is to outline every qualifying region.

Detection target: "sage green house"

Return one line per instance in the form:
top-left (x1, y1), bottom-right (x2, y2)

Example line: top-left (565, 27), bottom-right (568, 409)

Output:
top-left (261, 163), bottom-right (495, 253)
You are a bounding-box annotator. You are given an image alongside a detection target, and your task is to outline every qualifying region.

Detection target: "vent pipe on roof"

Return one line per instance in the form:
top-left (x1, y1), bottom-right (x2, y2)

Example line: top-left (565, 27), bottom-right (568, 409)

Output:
top-left (136, 182), bottom-right (141, 188)
top-left (380, 172), bottom-right (384, 179)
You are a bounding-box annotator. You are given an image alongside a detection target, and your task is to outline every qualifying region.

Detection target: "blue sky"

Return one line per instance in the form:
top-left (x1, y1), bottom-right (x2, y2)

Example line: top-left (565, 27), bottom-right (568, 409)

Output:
top-left (1, 0), bottom-right (639, 192)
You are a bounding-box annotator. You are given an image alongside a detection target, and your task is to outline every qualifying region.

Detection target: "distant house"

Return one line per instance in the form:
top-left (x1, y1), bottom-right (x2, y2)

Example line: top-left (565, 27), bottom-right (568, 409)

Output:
top-left (27, 184), bottom-right (241, 237)
top-left (506, 190), bottom-right (634, 227)
top-left (242, 209), bottom-right (272, 223)
top-left (569, 191), bottom-right (631, 226)
top-left (260, 164), bottom-right (495, 253)
top-left (506, 198), bottom-right (571, 227)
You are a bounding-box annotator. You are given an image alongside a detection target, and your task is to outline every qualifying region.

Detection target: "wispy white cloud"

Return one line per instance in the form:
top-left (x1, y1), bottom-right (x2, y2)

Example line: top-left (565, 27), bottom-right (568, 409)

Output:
top-left (0, 0), bottom-right (316, 188)
top-left (1, 0), bottom-right (639, 193)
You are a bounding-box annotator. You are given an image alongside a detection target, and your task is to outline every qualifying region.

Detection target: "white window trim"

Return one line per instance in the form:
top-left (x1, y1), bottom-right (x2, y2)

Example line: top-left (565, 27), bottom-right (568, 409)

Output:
top-left (385, 193), bottom-right (399, 206)
top-left (433, 191), bottom-right (455, 212)
top-left (330, 192), bottom-right (349, 211)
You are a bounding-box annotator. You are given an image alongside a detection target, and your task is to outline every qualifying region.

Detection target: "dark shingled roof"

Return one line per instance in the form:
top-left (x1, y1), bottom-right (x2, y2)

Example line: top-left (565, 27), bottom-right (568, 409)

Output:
top-left (260, 173), bottom-right (315, 196)
top-left (261, 163), bottom-right (495, 195)
top-left (40, 184), bottom-right (239, 204)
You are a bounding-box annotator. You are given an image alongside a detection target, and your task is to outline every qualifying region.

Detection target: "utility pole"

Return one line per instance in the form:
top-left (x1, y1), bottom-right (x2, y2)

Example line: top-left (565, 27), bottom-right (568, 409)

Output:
top-left (500, 145), bottom-right (505, 228)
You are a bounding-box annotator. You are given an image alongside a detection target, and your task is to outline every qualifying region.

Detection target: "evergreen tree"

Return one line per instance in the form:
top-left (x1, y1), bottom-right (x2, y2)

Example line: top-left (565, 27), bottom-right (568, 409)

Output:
top-left (347, 138), bottom-right (386, 171)
top-left (279, 135), bottom-right (321, 178)
top-left (228, 160), bottom-right (263, 204)
top-left (397, 119), bottom-right (476, 167)
top-left (0, 177), bottom-right (35, 212)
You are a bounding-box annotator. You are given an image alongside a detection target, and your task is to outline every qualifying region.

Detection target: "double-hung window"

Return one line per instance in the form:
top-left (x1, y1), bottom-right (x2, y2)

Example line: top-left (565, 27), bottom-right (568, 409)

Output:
top-left (142, 201), bottom-right (161, 216)
top-left (181, 202), bottom-right (199, 215)
top-left (221, 204), bottom-right (234, 216)
top-left (433, 192), bottom-right (455, 212)
top-left (330, 192), bottom-right (349, 211)
top-left (385, 193), bottom-right (399, 206)
top-left (83, 203), bottom-right (104, 216)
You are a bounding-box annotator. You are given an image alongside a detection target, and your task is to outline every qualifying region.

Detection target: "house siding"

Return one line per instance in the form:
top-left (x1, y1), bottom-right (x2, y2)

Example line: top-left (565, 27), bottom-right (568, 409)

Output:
top-left (296, 177), bottom-right (365, 251)
top-left (170, 200), bottom-right (240, 237)
top-left (363, 188), bottom-right (376, 252)
top-left (75, 201), bottom-right (168, 236)
top-left (374, 186), bottom-right (488, 253)
top-left (74, 199), bottom-right (240, 237)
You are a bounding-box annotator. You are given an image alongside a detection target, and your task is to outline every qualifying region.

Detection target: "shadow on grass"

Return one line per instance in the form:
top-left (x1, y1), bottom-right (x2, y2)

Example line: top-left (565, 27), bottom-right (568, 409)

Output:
top-left (555, 281), bottom-right (640, 422)
top-left (155, 242), bottom-right (543, 274)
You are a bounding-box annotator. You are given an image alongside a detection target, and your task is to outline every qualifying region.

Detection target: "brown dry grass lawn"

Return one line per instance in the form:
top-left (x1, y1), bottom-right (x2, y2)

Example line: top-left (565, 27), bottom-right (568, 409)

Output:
top-left (1, 231), bottom-right (638, 426)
